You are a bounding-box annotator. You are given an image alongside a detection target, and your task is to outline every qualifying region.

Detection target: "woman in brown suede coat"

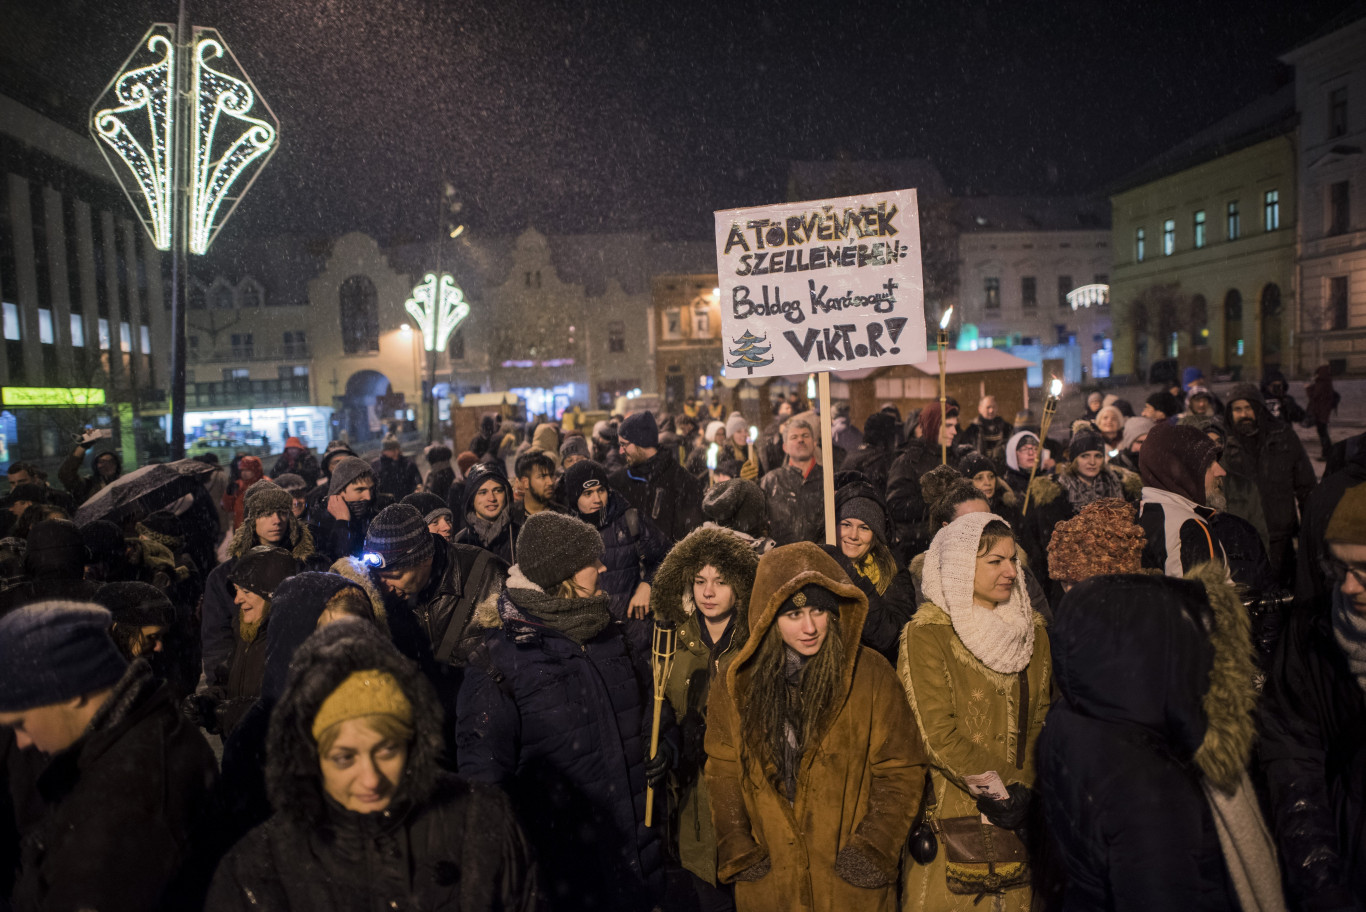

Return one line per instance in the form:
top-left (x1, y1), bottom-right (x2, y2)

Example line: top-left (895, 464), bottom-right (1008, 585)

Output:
top-left (705, 541), bottom-right (926, 912)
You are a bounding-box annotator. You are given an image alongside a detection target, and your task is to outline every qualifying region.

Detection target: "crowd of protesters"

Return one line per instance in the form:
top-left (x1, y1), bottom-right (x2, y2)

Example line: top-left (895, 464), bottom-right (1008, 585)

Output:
top-left (0, 362), bottom-right (1362, 912)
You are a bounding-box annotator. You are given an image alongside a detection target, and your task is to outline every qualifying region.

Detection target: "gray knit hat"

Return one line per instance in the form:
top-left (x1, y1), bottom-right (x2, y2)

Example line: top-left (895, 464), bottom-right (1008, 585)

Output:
top-left (363, 504), bottom-right (435, 570)
top-left (329, 456), bottom-right (374, 496)
top-left (559, 434), bottom-right (590, 463)
top-left (273, 473), bottom-right (307, 494)
top-left (837, 495), bottom-right (887, 544)
top-left (0, 601), bottom-right (128, 712)
top-left (402, 492), bottom-right (453, 526)
top-left (515, 512), bottom-right (604, 590)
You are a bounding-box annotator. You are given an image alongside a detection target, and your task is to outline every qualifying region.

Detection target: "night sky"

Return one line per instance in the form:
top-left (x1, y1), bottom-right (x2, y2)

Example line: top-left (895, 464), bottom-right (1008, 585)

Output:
top-left (1, 0), bottom-right (1351, 245)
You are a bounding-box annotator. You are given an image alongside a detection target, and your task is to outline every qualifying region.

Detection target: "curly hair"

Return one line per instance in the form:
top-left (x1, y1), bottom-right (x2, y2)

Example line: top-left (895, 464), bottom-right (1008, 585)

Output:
top-left (1047, 498), bottom-right (1145, 584)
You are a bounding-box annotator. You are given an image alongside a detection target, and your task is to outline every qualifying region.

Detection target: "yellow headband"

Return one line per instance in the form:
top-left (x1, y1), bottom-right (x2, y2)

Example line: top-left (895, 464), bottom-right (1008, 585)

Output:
top-left (311, 669), bottom-right (413, 743)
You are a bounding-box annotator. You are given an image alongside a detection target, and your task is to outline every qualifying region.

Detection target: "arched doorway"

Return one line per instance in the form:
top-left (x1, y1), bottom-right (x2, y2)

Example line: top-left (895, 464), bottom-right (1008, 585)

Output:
top-left (339, 370), bottom-right (391, 443)
top-left (1223, 289), bottom-right (1243, 374)
top-left (1261, 283), bottom-right (1283, 370)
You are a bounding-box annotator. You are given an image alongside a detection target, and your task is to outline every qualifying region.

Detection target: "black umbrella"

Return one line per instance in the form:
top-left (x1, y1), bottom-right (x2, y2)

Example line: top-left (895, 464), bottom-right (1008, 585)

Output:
top-left (73, 459), bottom-right (218, 527)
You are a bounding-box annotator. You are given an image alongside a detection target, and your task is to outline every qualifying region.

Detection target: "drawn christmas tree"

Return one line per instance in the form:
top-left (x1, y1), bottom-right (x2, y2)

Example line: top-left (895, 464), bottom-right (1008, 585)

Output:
top-left (728, 329), bottom-right (774, 374)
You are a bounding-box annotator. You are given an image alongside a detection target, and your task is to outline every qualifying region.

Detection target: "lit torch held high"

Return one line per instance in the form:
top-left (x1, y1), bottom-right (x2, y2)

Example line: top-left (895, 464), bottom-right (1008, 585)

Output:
top-left (937, 307), bottom-right (953, 465)
top-left (1022, 377), bottom-right (1062, 515)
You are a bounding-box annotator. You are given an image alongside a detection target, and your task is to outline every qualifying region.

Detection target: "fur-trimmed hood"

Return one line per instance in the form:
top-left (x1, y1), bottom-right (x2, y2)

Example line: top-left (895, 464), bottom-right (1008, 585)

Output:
top-left (649, 526), bottom-right (759, 645)
top-left (264, 619), bottom-right (446, 831)
top-left (1049, 562), bottom-right (1256, 793)
top-left (329, 556), bottom-right (391, 632)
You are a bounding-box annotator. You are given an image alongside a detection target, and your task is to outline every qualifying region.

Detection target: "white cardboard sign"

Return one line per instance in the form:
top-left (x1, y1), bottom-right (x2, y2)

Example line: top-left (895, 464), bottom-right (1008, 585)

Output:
top-left (714, 188), bottom-right (926, 379)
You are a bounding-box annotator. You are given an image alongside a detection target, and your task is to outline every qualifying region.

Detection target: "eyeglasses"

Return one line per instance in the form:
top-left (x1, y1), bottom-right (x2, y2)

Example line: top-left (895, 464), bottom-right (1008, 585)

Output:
top-left (1320, 556), bottom-right (1366, 588)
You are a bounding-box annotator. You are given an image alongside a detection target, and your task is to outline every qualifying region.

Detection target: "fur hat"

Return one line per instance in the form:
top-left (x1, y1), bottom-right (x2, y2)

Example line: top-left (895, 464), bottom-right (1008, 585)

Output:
top-left (135, 510), bottom-right (183, 551)
top-left (922, 513), bottom-right (1035, 674)
top-left (619, 410), bottom-right (659, 449)
top-left (0, 601), bottom-right (127, 712)
top-left (1326, 483), bottom-right (1366, 544)
top-left (328, 456), bottom-right (374, 496)
top-left (515, 512), bottom-right (604, 590)
top-left (229, 480), bottom-right (314, 560)
top-left (919, 464), bottom-right (963, 512)
top-left (1047, 499), bottom-right (1146, 584)
top-left (702, 479), bottom-right (768, 538)
top-left (726, 413), bottom-right (749, 441)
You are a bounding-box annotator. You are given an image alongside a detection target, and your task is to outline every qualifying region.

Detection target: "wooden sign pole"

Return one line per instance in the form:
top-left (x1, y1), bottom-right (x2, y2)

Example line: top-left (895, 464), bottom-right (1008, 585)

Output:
top-left (818, 372), bottom-right (837, 546)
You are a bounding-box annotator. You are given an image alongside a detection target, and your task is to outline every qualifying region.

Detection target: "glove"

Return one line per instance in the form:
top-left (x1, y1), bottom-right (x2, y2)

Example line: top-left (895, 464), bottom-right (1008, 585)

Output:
top-left (740, 459), bottom-right (759, 481)
top-left (835, 845), bottom-right (892, 889)
top-left (975, 782), bottom-right (1032, 831)
top-left (181, 692), bottom-right (222, 735)
top-left (644, 740), bottom-right (674, 788)
top-left (733, 854), bottom-right (771, 882)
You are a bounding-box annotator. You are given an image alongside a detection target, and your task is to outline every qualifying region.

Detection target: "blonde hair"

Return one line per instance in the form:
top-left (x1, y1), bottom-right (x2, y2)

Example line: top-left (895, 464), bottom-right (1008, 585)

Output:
top-left (316, 712), bottom-right (414, 757)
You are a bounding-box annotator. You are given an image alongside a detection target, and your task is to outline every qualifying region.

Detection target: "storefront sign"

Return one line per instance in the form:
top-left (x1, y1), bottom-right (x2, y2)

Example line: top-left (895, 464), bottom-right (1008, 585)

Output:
top-left (714, 189), bottom-right (926, 378)
top-left (1, 387), bottom-right (107, 407)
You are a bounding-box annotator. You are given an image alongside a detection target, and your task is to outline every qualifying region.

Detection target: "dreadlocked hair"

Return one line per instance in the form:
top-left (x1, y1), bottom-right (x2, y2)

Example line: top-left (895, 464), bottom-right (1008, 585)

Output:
top-left (739, 613), bottom-right (846, 790)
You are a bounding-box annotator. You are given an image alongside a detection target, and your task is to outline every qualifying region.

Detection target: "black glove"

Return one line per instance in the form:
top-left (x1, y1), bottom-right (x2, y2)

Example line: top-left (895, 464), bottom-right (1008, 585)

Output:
top-left (644, 740), bottom-right (674, 788)
top-left (835, 845), bottom-right (892, 889)
top-left (733, 854), bottom-right (771, 883)
top-left (181, 692), bottom-right (221, 735)
top-left (975, 782), bottom-right (1032, 831)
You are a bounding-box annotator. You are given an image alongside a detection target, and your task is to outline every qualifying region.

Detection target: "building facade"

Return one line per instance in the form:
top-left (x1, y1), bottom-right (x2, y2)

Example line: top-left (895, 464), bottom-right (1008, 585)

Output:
top-left (1284, 13), bottom-right (1366, 375)
top-left (1108, 88), bottom-right (1299, 381)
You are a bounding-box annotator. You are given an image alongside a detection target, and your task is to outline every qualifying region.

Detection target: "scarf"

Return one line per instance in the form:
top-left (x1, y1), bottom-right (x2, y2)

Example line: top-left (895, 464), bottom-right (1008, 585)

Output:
top-left (466, 510), bottom-right (511, 550)
top-left (1056, 465), bottom-right (1125, 509)
top-left (922, 512), bottom-right (1036, 674)
top-left (1332, 587), bottom-right (1366, 693)
top-left (781, 646), bottom-right (810, 803)
top-left (1202, 771), bottom-right (1287, 912)
top-left (855, 551), bottom-right (883, 592)
top-left (505, 571), bottom-right (611, 645)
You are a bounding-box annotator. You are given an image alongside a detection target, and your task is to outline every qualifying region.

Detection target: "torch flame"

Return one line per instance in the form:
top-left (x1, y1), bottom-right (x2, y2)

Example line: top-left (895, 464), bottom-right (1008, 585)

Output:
top-left (939, 306), bottom-right (954, 330)
top-left (1049, 378), bottom-right (1063, 397)
top-left (748, 425), bottom-right (759, 442)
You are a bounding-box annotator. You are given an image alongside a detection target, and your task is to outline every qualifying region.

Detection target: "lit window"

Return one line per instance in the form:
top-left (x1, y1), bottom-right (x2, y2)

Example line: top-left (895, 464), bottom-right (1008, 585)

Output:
top-left (120, 321), bottom-right (132, 353)
top-left (2, 302), bottom-right (19, 341)
top-left (1264, 190), bottom-right (1280, 231)
top-left (140, 325), bottom-right (151, 352)
top-left (1163, 219), bottom-right (1175, 256)
top-left (98, 318), bottom-right (111, 350)
top-left (1193, 210), bottom-right (1206, 248)
top-left (1227, 201), bottom-right (1240, 240)
top-left (38, 309), bottom-right (54, 344)
top-left (1135, 228), bottom-right (1146, 262)
top-left (984, 277), bottom-right (1000, 309)
top-left (70, 314), bottom-right (85, 347)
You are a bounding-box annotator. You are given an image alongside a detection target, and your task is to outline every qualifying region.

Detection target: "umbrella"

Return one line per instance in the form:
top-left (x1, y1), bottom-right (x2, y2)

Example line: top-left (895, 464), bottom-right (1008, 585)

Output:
top-left (73, 459), bottom-right (218, 528)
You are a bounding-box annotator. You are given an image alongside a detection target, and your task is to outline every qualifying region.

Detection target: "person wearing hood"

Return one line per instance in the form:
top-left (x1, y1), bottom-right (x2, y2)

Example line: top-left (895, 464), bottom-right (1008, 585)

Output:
top-left (57, 431), bottom-right (122, 506)
top-left (308, 456), bottom-right (386, 564)
top-left (898, 513), bottom-right (1051, 912)
top-left (453, 462), bottom-right (520, 564)
top-left (455, 511), bottom-right (664, 911)
top-left (650, 526), bottom-right (760, 909)
top-left (701, 479), bottom-right (776, 554)
top-left (1112, 415), bottom-right (1155, 474)
top-left (207, 620), bottom-right (536, 912)
top-left (1137, 422), bottom-right (1230, 579)
top-left (820, 482), bottom-right (918, 665)
top-left (1000, 430), bottom-right (1052, 500)
top-left (0, 601), bottom-right (218, 911)
top-left (1221, 382), bottom-right (1316, 587)
top-left (565, 459), bottom-right (670, 660)
top-left (202, 481), bottom-right (317, 682)
top-left (270, 437), bottom-right (320, 489)
top-left (840, 412), bottom-right (902, 494)
top-left (222, 455), bottom-right (265, 532)
top-left (887, 402), bottom-right (961, 561)
top-left (959, 451), bottom-right (1020, 528)
top-left (403, 492), bottom-right (455, 542)
top-left (1306, 364), bottom-right (1339, 462)
top-left (0, 519), bottom-right (100, 614)
top-left (705, 543), bottom-right (923, 912)
top-left (194, 545), bottom-right (300, 738)
top-left (1260, 367), bottom-right (1305, 425)
top-left (1185, 385), bottom-right (1222, 419)
top-left (957, 395), bottom-right (1013, 459)
top-left (609, 409), bottom-right (705, 546)
top-left (216, 571), bottom-right (377, 843)
top-left (1039, 560), bottom-right (1282, 911)
top-left (1079, 390), bottom-right (1103, 423)
top-left (422, 445), bottom-right (456, 502)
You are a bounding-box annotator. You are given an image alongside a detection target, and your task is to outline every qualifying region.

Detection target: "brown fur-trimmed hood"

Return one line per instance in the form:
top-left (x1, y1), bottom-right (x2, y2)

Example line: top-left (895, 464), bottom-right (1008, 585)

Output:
top-left (329, 556), bottom-right (391, 632)
top-left (649, 526), bottom-right (759, 645)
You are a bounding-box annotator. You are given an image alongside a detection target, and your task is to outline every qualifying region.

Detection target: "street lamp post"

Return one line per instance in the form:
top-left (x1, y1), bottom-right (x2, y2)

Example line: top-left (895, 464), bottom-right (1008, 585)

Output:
top-left (90, 1), bottom-right (278, 458)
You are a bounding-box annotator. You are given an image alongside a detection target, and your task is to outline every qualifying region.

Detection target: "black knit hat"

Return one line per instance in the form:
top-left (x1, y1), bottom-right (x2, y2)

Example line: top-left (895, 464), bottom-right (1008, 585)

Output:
top-left (778, 583), bottom-right (840, 618)
top-left (959, 452), bottom-right (996, 480)
top-left (363, 504), bottom-right (435, 570)
top-left (1068, 429), bottom-right (1105, 460)
top-left (328, 456), bottom-right (374, 496)
top-left (619, 410), bottom-right (659, 449)
top-left (515, 512), bottom-right (604, 590)
top-left (563, 460), bottom-right (610, 507)
top-left (701, 479), bottom-right (768, 538)
top-left (1145, 391), bottom-right (1179, 417)
top-left (402, 492), bottom-right (452, 525)
top-left (94, 580), bottom-right (172, 628)
top-left (229, 546), bottom-right (298, 598)
top-left (0, 601), bottom-right (128, 712)
top-left (4, 483), bottom-right (44, 507)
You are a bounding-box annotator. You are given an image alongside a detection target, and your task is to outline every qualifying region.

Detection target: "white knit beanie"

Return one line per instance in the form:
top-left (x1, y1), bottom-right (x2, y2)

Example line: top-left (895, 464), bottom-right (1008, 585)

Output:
top-left (705, 421), bottom-right (726, 444)
top-left (923, 512), bottom-right (1035, 674)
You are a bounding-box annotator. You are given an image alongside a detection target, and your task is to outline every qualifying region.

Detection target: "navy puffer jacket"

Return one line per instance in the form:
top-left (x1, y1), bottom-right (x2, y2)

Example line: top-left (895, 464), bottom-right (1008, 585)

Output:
top-left (455, 581), bottom-right (663, 911)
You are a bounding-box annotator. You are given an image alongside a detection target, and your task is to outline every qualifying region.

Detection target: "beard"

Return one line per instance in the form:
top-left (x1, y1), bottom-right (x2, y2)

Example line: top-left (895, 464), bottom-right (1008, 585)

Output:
top-left (1235, 417), bottom-right (1258, 437)
top-left (1205, 476), bottom-right (1227, 511)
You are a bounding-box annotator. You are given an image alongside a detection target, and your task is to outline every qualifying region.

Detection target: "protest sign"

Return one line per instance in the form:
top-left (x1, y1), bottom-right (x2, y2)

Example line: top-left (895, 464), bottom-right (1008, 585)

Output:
top-left (714, 189), bottom-right (927, 380)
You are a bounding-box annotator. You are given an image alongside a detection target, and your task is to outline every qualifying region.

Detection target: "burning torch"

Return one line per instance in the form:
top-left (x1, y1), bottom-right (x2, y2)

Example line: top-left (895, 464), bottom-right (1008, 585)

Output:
top-left (937, 306), bottom-right (953, 465)
top-left (1021, 377), bottom-right (1062, 516)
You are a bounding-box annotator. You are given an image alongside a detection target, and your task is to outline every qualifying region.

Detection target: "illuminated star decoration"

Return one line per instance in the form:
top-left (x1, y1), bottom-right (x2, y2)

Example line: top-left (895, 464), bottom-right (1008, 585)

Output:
top-left (90, 24), bottom-right (279, 256)
top-left (404, 273), bottom-right (471, 353)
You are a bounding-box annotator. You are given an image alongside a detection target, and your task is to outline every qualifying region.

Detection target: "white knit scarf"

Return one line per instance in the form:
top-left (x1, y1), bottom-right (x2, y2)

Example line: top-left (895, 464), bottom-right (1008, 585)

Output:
top-left (922, 512), bottom-right (1035, 674)
top-left (1331, 587), bottom-right (1366, 694)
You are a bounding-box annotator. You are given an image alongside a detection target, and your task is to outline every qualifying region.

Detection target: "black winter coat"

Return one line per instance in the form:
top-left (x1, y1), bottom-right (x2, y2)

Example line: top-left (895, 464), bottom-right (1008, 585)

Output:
top-left (208, 619), bottom-right (535, 912)
top-left (1259, 594), bottom-right (1366, 908)
top-left (425, 462), bottom-right (456, 502)
top-left (886, 437), bottom-right (954, 560)
top-left (574, 489), bottom-right (669, 625)
top-left (820, 544), bottom-right (918, 665)
top-left (11, 661), bottom-right (218, 912)
top-left (269, 450), bottom-right (320, 488)
top-left (758, 461), bottom-right (825, 546)
top-left (370, 452), bottom-right (423, 500)
top-left (609, 449), bottom-right (704, 545)
top-left (838, 444), bottom-right (899, 494)
top-left (455, 587), bottom-right (663, 912)
top-left (1220, 387), bottom-right (1316, 544)
top-left (1038, 571), bottom-right (1250, 912)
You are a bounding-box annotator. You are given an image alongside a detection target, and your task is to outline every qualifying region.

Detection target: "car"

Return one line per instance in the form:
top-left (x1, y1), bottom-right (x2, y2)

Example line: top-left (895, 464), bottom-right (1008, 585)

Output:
top-left (186, 436), bottom-right (270, 460)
